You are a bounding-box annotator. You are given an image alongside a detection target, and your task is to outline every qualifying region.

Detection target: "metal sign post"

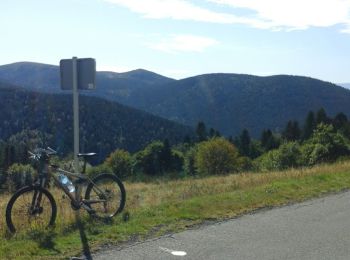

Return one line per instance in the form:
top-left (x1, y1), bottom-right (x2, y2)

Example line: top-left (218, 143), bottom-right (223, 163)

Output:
top-left (72, 57), bottom-right (79, 173)
top-left (60, 57), bottom-right (96, 174)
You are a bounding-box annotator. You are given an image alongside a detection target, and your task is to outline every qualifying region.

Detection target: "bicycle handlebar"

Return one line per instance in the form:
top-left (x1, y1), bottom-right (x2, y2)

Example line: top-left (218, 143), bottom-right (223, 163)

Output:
top-left (29, 147), bottom-right (57, 161)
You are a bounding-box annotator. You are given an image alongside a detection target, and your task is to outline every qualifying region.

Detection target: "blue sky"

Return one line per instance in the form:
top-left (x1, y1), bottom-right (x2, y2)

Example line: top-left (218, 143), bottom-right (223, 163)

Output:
top-left (1, 0), bottom-right (350, 83)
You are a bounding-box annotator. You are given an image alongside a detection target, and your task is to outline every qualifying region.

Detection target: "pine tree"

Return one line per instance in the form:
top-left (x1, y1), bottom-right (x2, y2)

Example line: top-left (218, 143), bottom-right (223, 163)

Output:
top-left (333, 112), bottom-right (348, 130)
top-left (316, 108), bottom-right (329, 125)
top-left (283, 120), bottom-right (301, 141)
top-left (196, 121), bottom-right (207, 142)
top-left (303, 111), bottom-right (316, 140)
top-left (239, 129), bottom-right (251, 157)
top-left (261, 129), bottom-right (279, 151)
top-left (160, 139), bottom-right (172, 171)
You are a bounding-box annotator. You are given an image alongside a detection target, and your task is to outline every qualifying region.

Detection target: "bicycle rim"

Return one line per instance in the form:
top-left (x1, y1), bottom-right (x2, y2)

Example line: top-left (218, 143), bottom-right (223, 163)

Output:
top-left (6, 186), bottom-right (57, 233)
top-left (85, 174), bottom-right (125, 219)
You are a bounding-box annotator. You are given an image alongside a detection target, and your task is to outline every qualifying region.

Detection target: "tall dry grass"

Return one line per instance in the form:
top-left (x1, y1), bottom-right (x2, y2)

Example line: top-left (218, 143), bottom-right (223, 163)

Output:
top-left (0, 160), bottom-right (349, 236)
top-left (126, 160), bottom-right (350, 210)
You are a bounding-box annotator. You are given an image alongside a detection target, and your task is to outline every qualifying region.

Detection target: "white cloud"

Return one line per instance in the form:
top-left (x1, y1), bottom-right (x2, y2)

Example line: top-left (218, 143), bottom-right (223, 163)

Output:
top-left (148, 34), bottom-right (219, 53)
top-left (105, 0), bottom-right (350, 32)
top-left (104, 0), bottom-right (273, 26)
top-left (209, 0), bottom-right (350, 30)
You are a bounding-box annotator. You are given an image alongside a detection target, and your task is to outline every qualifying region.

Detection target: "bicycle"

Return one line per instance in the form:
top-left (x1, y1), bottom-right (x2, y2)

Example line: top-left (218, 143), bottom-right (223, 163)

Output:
top-left (5, 147), bottom-right (126, 233)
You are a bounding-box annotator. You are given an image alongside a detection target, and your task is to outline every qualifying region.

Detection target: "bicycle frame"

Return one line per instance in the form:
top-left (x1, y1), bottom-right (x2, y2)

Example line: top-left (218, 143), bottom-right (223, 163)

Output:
top-left (35, 162), bottom-right (110, 212)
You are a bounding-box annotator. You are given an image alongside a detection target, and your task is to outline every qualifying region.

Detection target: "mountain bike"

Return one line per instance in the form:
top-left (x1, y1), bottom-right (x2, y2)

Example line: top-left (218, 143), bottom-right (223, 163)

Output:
top-left (5, 147), bottom-right (126, 233)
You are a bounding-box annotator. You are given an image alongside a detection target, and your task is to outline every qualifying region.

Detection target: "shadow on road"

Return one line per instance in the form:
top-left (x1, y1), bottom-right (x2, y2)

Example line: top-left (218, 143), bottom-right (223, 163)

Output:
top-left (75, 211), bottom-right (93, 260)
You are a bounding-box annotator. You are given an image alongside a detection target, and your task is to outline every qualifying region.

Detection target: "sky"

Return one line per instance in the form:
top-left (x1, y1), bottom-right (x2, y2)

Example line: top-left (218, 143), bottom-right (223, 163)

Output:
top-left (1, 0), bottom-right (350, 83)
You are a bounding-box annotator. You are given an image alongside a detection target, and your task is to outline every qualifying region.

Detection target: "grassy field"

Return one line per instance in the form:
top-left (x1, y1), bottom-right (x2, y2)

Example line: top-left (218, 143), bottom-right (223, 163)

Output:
top-left (2, 161), bottom-right (350, 259)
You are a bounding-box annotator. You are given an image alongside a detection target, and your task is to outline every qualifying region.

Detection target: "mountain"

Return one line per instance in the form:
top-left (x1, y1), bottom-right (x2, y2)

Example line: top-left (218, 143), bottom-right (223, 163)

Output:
top-left (0, 81), bottom-right (193, 162)
top-left (134, 74), bottom-right (350, 136)
top-left (339, 83), bottom-right (350, 89)
top-left (0, 62), bottom-right (174, 96)
top-left (2, 62), bottom-right (350, 137)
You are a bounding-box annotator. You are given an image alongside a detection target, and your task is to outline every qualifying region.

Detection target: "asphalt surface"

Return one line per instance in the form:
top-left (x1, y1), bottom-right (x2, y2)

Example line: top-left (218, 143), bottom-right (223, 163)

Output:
top-left (92, 191), bottom-right (350, 260)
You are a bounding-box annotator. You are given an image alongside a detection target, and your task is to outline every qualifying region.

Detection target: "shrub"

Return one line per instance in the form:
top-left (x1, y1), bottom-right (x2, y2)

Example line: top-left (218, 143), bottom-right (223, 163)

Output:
top-left (300, 123), bottom-right (350, 165)
top-left (254, 142), bottom-right (301, 171)
top-left (87, 163), bottom-right (113, 178)
top-left (105, 149), bottom-right (133, 179)
top-left (194, 137), bottom-right (240, 175)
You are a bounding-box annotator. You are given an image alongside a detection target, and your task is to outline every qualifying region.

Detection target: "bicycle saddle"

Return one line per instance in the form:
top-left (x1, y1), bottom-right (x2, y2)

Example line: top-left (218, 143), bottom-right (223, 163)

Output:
top-left (77, 153), bottom-right (97, 158)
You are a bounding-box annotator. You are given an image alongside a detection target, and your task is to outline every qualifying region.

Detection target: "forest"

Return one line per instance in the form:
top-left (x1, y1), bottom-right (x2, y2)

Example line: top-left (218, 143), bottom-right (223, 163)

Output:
top-left (2, 107), bottom-right (350, 192)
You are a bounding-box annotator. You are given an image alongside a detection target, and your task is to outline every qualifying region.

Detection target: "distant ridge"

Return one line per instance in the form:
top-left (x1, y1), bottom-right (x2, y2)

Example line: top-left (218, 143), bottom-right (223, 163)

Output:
top-left (339, 83), bottom-right (350, 89)
top-left (1, 62), bottom-right (350, 137)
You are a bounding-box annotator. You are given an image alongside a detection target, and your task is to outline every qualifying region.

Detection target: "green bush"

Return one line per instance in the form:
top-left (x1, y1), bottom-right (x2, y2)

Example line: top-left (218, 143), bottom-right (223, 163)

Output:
top-left (87, 163), bottom-right (113, 178)
top-left (300, 123), bottom-right (350, 166)
top-left (194, 137), bottom-right (240, 175)
top-left (254, 142), bottom-right (301, 171)
top-left (183, 146), bottom-right (197, 176)
top-left (134, 141), bottom-right (184, 175)
top-left (105, 149), bottom-right (133, 179)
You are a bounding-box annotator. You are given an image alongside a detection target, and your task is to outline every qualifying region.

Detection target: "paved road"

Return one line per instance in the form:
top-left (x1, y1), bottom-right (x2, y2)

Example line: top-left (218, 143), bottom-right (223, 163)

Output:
top-left (93, 191), bottom-right (350, 260)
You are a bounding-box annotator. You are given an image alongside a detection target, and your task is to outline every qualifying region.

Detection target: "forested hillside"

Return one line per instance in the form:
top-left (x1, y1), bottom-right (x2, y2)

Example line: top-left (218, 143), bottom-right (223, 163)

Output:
top-left (0, 81), bottom-right (193, 162)
top-left (2, 62), bottom-right (350, 137)
top-left (136, 74), bottom-right (350, 136)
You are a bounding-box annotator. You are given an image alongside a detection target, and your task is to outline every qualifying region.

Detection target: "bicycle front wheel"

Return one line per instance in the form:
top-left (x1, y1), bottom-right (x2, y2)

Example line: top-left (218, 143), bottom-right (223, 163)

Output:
top-left (85, 173), bottom-right (126, 219)
top-left (6, 186), bottom-right (57, 233)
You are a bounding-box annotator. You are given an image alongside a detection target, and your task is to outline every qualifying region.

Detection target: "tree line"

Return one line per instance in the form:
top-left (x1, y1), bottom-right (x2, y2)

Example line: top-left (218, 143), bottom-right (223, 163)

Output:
top-left (1, 108), bottom-right (350, 191)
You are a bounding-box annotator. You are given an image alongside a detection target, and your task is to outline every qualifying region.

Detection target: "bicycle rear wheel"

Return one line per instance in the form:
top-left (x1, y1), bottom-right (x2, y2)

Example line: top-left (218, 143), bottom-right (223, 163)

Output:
top-left (6, 186), bottom-right (57, 233)
top-left (84, 173), bottom-right (126, 219)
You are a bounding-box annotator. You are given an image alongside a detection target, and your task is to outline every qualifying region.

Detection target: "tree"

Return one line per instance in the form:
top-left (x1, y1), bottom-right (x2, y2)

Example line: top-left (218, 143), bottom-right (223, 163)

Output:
top-left (333, 112), bottom-right (348, 131)
top-left (302, 111), bottom-right (316, 140)
top-left (316, 108), bottom-right (329, 125)
top-left (254, 142), bottom-right (301, 171)
top-left (260, 129), bottom-right (279, 151)
top-left (105, 149), bottom-right (132, 179)
top-left (238, 129), bottom-right (251, 157)
top-left (159, 139), bottom-right (172, 171)
top-left (134, 141), bottom-right (184, 175)
top-left (283, 120), bottom-right (301, 141)
top-left (195, 137), bottom-right (240, 175)
top-left (196, 121), bottom-right (207, 142)
top-left (300, 123), bottom-right (350, 165)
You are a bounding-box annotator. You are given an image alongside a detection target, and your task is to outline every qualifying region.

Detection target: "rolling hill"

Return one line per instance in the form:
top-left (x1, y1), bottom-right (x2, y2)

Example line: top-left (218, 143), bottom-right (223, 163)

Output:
top-left (1, 62), bottom-right (350, 137)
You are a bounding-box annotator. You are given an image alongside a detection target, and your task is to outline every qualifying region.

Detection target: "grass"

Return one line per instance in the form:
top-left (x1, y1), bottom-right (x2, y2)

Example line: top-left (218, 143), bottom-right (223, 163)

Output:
top-left (1, 161), bottom-right (350, 259)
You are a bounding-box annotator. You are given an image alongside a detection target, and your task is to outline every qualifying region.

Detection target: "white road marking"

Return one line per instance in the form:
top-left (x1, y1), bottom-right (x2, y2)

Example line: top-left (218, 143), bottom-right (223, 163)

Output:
top-left (159, 246), bottom-right (187, 256)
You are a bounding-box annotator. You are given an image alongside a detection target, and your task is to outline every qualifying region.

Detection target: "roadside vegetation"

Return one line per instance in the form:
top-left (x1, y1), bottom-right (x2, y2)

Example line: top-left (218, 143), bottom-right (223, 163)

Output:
top-left (1, 108), bottom-right (350, 258)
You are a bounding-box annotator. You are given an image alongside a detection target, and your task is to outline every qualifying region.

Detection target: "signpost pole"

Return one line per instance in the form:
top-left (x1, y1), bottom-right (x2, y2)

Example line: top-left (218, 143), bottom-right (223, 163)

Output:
top-left (72, 57), bottom-right (80, 173)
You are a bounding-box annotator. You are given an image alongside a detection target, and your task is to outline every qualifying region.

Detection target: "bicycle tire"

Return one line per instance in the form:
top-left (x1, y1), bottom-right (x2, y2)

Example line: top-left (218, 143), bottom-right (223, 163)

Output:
top-left (6, 186), bottom-right (57, 233)
top-left (85, 173), bottom-right (126, 219)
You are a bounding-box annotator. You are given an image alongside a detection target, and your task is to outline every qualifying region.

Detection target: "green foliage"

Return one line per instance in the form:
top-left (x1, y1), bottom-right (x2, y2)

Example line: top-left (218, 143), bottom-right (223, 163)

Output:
top-left (0, 83), bottom-right (193, 165)
top-left (7, 163), bottom-right (36, 192)
top-left (196, 121), bottom-right (207, 142)
top-left (194, 137), bottom-right (240, 175)
top-left (300, 123), bottom-right (350, 166)
top-left (260, 129), bottom-right (280, 152)
top-left (282, 120), bottom-right (301, 141)
top-left (134, 141), bottom-right (184, 175)
top-left (86, 163), bottom-right (113, 178)
top-left (238, 129), bottom-right (251, 157)
top-left (316, 108), bottom-right (329, 125)
top-left (303, 111), bottom-right (316, 140)
top-left (105, 149), bottom-right (133, 179)
top-left (183, 146), bottom-right (197, 176)
top-left (254, 142), bottom-right (301, 171)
